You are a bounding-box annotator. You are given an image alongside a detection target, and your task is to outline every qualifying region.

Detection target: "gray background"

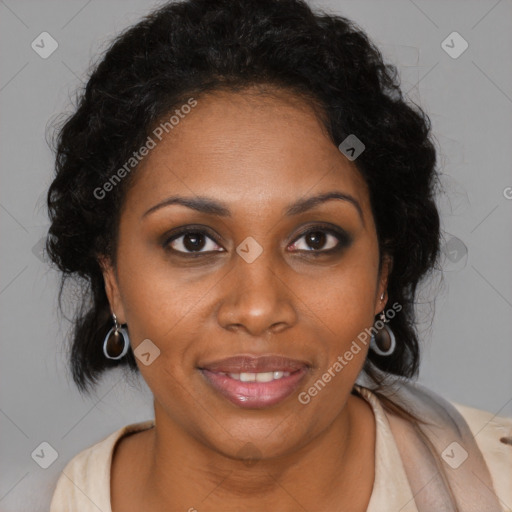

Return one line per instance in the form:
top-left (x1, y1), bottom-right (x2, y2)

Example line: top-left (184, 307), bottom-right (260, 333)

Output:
top-left (1, 0), bottom-right (511, 510)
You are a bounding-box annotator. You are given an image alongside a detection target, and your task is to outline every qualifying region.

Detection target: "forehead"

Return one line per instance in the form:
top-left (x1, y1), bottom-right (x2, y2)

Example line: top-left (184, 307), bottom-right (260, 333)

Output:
top-left (124, 88), bottom-right (370, 216)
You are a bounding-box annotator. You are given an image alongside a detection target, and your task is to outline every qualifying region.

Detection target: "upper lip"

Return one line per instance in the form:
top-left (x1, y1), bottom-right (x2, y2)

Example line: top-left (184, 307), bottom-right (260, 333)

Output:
top-left (199, 355), bottom-right (310, 373)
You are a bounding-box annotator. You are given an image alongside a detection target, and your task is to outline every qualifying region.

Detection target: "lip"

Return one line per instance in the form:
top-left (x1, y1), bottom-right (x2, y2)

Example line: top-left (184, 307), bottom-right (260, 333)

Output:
top-left (198, 355), bottom-right (310, 409)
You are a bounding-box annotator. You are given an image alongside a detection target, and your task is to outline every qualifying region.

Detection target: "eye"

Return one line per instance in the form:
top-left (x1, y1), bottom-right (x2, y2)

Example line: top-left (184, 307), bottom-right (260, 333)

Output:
top-left (289, 225), bottom-right (351, 253)
top-left (164, 228), bottom-right (224, 254)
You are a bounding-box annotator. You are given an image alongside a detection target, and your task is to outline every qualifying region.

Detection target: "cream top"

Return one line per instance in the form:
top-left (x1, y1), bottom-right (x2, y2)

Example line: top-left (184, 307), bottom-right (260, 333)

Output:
top-left (49, 387), bottom-right (512, 511)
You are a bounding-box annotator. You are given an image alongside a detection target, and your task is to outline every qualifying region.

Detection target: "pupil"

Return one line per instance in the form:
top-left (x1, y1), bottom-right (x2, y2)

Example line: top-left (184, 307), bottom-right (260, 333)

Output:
top-left (307, 231), bottom-right (325, 250)
top-left (184, 233), bottom-right (205, 251)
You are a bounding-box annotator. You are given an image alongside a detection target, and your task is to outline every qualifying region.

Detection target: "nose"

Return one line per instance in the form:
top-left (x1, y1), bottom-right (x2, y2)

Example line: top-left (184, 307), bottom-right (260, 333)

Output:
top-left (216, 251), bottom-right (298, 337)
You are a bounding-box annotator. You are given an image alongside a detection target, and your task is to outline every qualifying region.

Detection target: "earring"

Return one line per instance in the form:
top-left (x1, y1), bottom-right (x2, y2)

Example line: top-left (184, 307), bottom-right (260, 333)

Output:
top-left (370, 311), bottom-right (396, 356)
top-left (103, 313), bottom-right (130, 360)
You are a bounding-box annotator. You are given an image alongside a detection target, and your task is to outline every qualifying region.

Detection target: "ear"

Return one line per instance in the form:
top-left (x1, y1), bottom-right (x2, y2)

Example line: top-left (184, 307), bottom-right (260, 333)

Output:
top-left (97, 255), bottom-right (127, 324)
top-left (375, 253), bottom-right (393, 315)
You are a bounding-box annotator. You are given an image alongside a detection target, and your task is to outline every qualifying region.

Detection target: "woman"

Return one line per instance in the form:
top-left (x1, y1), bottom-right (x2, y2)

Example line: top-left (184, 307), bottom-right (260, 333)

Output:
top-left (47, 0), bottom-right (512, 510)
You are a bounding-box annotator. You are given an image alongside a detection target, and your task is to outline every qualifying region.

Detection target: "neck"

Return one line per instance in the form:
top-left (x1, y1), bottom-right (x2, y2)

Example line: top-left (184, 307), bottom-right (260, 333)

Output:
top-left (140, 393), bottom-right (375, 511)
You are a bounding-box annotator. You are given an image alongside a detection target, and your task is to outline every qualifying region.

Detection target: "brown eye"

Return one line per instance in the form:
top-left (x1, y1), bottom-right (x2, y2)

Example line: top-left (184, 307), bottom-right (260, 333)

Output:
top-left (305, 231), bottom-right (328, 250)
top-left (165, 229), bottom-right (224, 254)
top-left (289, 225), bottom-right (352, 254)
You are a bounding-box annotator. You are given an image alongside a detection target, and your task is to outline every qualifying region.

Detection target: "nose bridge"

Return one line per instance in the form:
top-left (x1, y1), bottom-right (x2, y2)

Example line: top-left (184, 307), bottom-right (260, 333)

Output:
top-left (234, 231), bottom-right (282, 291)
top-left (236, 247), bottom-right (280, 298)
top-left (217, 245), bottom-right (296, 335)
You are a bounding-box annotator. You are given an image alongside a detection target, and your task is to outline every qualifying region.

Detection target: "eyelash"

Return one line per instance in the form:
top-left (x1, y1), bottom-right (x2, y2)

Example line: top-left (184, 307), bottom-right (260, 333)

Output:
top-left (162, 224), bottom-right (352, 257)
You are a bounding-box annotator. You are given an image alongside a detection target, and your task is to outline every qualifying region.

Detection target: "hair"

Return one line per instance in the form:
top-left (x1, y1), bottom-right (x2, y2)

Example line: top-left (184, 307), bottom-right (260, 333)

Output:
top-left (46, 0), bottom-right (441, 395)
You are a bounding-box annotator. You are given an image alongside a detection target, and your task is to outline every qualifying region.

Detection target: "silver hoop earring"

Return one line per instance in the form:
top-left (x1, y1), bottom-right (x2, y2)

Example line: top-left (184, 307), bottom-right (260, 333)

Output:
top-left (103, 313), bottom-right (130, 360)
top-left (370, 311), bottom-right (396, 356)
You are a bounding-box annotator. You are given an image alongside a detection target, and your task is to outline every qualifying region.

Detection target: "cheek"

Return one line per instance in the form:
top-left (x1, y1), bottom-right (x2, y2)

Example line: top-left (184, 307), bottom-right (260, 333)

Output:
top-left (115, 230), bottom-right (205, 338)
top-left (299, 260), bottom-right (377, 411)
top-left (301, 246), bottom-right (379, 394)
top-left (306, 245), bottom-right (380, 332)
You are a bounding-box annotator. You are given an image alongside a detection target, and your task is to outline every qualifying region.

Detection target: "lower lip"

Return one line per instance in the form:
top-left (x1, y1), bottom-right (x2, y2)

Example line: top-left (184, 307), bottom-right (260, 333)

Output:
top-left (200, 368), bottom-right (309, 409)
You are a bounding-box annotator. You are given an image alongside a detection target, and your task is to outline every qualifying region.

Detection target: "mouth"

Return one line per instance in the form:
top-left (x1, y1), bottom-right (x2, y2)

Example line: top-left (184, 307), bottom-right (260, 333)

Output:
top-left (198, 355), bottom-right (310, 409)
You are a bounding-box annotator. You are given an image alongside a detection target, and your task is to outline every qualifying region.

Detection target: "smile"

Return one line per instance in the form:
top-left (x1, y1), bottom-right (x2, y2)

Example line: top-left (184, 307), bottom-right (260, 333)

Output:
top-left (197, 354), bottom-right (310, 409)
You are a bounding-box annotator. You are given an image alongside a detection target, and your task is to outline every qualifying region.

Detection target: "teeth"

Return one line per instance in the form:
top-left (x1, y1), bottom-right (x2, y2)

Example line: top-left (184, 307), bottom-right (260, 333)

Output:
top-left (256, 372), bottom-right (274, 383)
top-left (227, 371), bottom-right (291, 382)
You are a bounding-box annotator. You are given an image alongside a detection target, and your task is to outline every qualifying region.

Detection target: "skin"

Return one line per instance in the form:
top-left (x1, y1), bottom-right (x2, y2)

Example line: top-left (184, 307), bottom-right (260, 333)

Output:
top-left (100, 86), bottom-right (392, 512)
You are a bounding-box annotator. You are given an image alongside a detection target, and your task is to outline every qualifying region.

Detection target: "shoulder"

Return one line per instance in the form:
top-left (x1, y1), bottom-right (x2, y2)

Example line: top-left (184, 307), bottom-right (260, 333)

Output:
top-left (452, 402), bottom-right (512, 511)
top-left (49, 420), bottom-right (154, 512)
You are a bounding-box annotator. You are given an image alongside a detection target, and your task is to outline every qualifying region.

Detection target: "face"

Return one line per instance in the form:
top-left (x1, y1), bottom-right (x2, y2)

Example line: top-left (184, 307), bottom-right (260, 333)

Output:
top-left (101, 87), bottom-right (391, 460)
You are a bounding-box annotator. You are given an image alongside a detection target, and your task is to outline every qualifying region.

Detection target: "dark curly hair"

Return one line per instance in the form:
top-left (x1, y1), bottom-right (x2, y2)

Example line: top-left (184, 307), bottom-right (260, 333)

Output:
top-left (46, 0), bottom-right (441, 395)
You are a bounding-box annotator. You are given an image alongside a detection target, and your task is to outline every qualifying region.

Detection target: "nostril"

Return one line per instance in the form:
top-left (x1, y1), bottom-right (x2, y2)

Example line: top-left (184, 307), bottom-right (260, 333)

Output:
top-left (499, 436), bottom-right (512, 446)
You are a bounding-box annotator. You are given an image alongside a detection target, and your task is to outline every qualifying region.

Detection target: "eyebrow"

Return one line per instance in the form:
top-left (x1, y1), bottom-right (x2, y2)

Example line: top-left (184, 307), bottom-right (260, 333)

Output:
top-left (142, 191), bottom-right (364, 223)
